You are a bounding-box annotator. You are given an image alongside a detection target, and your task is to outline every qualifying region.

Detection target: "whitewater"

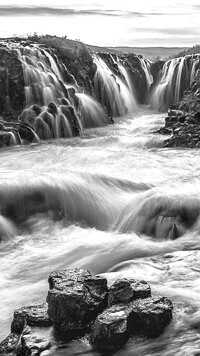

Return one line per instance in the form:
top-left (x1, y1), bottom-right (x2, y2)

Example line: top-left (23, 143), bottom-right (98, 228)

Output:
top-left (1, 107), bottom-right (200, 355)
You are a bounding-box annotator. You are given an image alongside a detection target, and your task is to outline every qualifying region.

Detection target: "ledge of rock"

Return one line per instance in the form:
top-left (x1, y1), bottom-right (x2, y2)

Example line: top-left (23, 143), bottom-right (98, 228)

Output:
top-left (0, 268), bottom-right (173, 355)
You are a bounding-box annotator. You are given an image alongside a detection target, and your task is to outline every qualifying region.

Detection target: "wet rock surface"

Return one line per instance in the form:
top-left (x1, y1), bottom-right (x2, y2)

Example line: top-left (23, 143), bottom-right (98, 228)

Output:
top-left (129, 296), bottom-right (173, 337)
top-left (0, 333), bottom-right (20, 355)
top-left (108, 278), bottom-right (151, 306)
top-left (91, 296), bottom-right (173, 352)
top-left (11, 302), bottom-right (52, 334)
top-left (47, 268), bottom-right (108, 331)
top-left (156, 109), bottom-right (200, 148)
top-left (0, 35), bottom-right (150, 149)
top-left (18, 326), bottom-right (54, 356)
top-left (90, 304), bottom-right (131, 352)
top-left (0, 268), bottom-right (173, 355)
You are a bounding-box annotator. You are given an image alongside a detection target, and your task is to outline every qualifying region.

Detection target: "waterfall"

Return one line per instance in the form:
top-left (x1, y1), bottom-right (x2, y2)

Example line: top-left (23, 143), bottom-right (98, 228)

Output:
top-left (151, 54), bottom-right (200, 111)
top-left (16, 45), bottom-right (66, 106)
top-left (93, 54), bottom-right (137, 117)
top-left (111, 55), bottom-right (137, 101)
top-left (190, 56), bottom-right (200, 84)
top-left (139, 58), bottom-right (153, 89)
top-left (76, 93), bottom-right (109, 128)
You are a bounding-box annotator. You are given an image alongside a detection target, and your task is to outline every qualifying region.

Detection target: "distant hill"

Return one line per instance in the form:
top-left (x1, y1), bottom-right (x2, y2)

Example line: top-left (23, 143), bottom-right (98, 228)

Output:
top-left (86, 43), bottom-right (190, 60)
top-left (107, 47), bottom-right (189, 60)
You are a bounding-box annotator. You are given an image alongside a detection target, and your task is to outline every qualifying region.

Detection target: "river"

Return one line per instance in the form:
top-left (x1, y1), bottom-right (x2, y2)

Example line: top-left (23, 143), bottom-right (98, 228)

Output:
top-left (1, 108), bottom-right (200, 355)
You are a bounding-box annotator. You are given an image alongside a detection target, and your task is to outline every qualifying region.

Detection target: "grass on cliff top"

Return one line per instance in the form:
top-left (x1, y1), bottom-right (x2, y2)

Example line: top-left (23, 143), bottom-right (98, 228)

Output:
top-left (1, 34), bottom-right (198, 60)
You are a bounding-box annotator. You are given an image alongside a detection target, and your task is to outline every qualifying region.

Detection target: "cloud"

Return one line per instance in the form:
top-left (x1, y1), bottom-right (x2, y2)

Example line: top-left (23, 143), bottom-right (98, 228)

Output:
top-left (0, 6), bottom-right (145, 17)
top-left (0, 5), bottom-right (182, 18)
top-left (129, 27), bottom-right (200, 36)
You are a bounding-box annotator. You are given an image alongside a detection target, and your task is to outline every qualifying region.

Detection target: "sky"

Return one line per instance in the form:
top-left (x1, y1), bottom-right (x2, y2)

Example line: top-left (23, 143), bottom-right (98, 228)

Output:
top-left (0, 0), bottom-right (199, 47)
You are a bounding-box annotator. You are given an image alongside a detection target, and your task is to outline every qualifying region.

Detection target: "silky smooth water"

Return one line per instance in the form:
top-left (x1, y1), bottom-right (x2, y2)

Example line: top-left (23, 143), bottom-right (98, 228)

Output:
top-left (1, 108), bottom-right (200, 355)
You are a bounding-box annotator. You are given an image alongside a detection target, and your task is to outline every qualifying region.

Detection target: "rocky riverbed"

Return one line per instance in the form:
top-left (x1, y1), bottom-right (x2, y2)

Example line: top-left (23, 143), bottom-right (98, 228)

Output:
top-left (0, 268), bottom-right (173, 355)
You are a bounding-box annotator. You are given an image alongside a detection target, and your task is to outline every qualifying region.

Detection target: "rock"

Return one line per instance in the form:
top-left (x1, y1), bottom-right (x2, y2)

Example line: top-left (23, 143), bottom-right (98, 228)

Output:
top-left (168, 109), bottom-right (184, 117)
top-left (18, 325), bottom-right (54, 356)
top-left (11, 302), bottom-right (52, 334)
top-left (91, 296), bottom-right (173, 352)
top-left (18, 122), bottom-right (39, 143)
top-left (0, 46), bottom-right (25, 118)
top-left (108, 278), bottom-right (151, 306)
top-left (47, 268), bottom-right (108, 331)
top-left (90, 304), bottom-right (131, 352)
top-left (178, 115), bottom-right (186, 123)
top-left (129, 296), bottom-right (173, 337)
top-left (0, 333), bottom-right (20, 355)
top-left (194, 111), bottom-right (200, 120)
top-left (165, 116), bottom-right (178, 127)
top-left (47, 102), bottom-right (58, 116)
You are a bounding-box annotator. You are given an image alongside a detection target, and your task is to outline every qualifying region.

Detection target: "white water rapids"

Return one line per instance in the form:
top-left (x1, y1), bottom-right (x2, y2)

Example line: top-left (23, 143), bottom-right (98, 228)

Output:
top-left (1, 108), bottom-right (200, 355)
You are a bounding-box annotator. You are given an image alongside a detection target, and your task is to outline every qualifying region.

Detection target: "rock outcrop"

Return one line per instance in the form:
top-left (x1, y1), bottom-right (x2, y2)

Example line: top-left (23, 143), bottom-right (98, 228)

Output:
top-left (0, 268), bottom-right (173, 355)
top-left (47, 268), bottom-right (108, 331)
top-left (91, 296), bottom-right (173, 352)
top-left (157, 109), bottom-right (200, 148)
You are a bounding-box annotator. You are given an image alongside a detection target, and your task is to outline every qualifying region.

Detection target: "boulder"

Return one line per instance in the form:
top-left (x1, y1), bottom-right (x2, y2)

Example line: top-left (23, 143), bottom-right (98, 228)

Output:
top-left (108, 278), bottom-right (151, 307)
top-left (0, 333), bottom-right (20, 355)
top-left (129, 296), bottom-right (173, 337)
top-left (11, 302), bottom-right (52, 334)
top-left (91, 296), bottom-right (173, 352)
top-left (47, 268), bottom-right (108, 331)
top-left (18, 325), bottom-right (54, 356)
top-left (90, 304), bottom-right (131, 352)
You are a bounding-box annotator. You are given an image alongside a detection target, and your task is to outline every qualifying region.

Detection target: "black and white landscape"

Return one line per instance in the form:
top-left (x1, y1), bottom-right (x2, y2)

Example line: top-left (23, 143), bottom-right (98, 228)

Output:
top-left (0, 1), bottom-right (200, 355)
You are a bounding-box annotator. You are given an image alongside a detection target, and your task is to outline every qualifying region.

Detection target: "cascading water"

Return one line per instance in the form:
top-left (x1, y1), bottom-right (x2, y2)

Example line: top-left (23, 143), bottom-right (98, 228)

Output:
top-left (1, 42), bottom-right (122, 144)
top-left (16, 45), bottom-right (67, 106)
top-left (93, 54), bottom-right (137, 116)
top-left (139, 58), bottom-right (153, 89)
top-left (76, 93), bottom-right (109, 128)
top-left (151, 54), bottom-right (200, 111)
top-left (1, 108), bottom-right (200, 356)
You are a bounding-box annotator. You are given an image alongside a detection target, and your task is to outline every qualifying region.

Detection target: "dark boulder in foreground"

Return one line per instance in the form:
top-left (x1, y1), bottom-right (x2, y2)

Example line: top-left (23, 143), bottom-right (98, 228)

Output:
top-left (91, 296), bottom-right (173, 352)
top-left (108, 278), bottom-right (151, 306)
top-left (47, 268), bottom-right (108, 331)
top-left (11, 302), bottom-right (52, 334)
top-left (91, 303), bottom-right (131, 352)
top-left (0, 268), bottom-right (173, 355)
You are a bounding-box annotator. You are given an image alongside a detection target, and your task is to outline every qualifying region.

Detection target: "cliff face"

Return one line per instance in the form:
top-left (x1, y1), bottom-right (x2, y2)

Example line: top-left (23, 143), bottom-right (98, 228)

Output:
top-left (0, 36), bottom-right (149, 121)
top-left (0, 36), bottom-right (151, 148)
top-left (179, 69), bottom-right (200, 112)
top-left (0, 45), bottom-right (25, 120)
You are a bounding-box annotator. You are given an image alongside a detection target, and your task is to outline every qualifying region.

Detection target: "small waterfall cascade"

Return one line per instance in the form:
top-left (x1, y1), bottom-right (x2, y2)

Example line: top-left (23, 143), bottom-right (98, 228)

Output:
top-left (151, 54), bottom-right (200, 111)
top-left (0, 42), bottom-right (117, 145)
top-left (93, 54), bottom-right (137, 117)
top-left (111, 55), bottom-right (137, 100)
top-left (15, 44), bottom-right (68, 107)
top-left (139, 58), bottom-right (153, 89)
top-left (76, 93), bottom-right (109, 128)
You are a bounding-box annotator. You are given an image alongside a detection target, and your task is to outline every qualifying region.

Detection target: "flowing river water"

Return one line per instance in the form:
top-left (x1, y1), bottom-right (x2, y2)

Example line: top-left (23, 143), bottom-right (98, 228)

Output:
top-left (1, 108), bottom-right (200, 355)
